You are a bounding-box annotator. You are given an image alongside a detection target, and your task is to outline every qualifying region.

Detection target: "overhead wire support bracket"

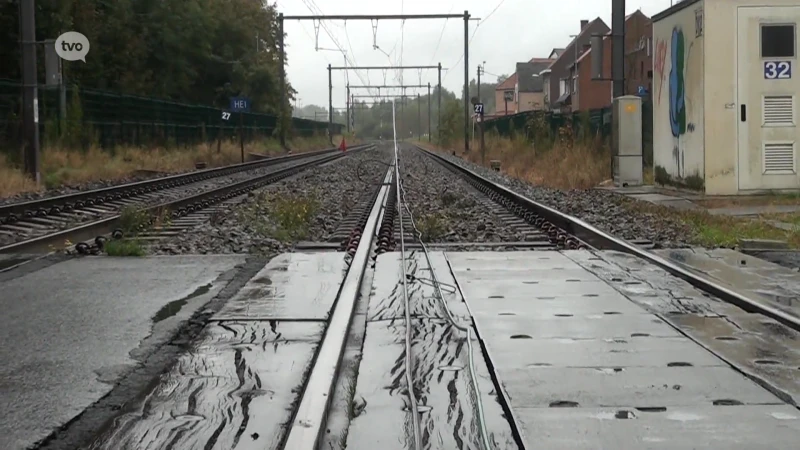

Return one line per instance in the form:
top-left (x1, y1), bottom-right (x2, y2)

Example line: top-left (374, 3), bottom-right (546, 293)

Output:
top-left (312, 19), bottom-right (321, 50)
top-left (278, 11), bottom-right (474, 156)
top-left (283, 14), bottom-right (476, 20)
top-left (328, 65), bottom-right (440, 70)
top-left (348, 85), bottom-right (429, 88)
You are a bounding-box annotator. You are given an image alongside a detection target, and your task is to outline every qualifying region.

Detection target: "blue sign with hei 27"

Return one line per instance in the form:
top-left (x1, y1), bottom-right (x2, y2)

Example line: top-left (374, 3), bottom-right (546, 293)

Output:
top-left (230, 97), bottom-right (251, 112)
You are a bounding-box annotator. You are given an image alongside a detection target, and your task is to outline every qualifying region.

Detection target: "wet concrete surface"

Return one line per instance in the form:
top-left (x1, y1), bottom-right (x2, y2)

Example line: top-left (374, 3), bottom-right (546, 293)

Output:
top-left (87, 322), bottom-right (324, 450)
top-left (0, 255), bottom-right (245, 450)
top-left (654, 248), bottom-right (800, 317)
top-left (84, 252), bottom-right (348, 450)
top-left (519, 405), bottom-right (800, 449)
top-left (347, 252), bottom-right (518, 449)
top-left (212, 252), bottom-right (347, 320)
top-left (743, 250), bottom-right (800, 270)
top-left (568, 250), bottom-right (800, 405)
top-left (446, 251), bottom-right (798, 449)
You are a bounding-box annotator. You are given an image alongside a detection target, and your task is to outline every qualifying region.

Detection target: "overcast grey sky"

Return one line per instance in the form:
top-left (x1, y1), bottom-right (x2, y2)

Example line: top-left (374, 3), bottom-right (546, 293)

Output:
top-left (276, 0), bottom-right (675, 110)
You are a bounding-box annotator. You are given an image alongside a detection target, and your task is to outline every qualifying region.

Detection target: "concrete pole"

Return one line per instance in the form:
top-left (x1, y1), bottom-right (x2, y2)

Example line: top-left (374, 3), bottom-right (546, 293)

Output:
top-left (278, 13), bottom-right (286, 148)
top-left (328, 63), bottom-right (333, 143)
top-left (437, 62), bottom-right (442, 144)
top-left (20, 0), bottom-right (40, 183)
top-left (417, 93), bottom-right (421, 140)
top-left (463, 11), bottom-right (470, 154)
top-left (427, 82), bottom-right (431, 142)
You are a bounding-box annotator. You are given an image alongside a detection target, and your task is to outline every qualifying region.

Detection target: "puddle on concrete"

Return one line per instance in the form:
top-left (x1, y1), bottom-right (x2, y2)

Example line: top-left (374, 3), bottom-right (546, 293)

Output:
top-left (152, 283), bottom-right (212, 323)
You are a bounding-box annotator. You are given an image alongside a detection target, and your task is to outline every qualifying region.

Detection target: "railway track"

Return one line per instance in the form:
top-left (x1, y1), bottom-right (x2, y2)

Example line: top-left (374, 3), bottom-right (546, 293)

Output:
top-left (0, 144), bottom-right (373, 256)
top-left (75, 140), bottom-right (799, 450)
top-left (280, 142), bottom-right (800, 449)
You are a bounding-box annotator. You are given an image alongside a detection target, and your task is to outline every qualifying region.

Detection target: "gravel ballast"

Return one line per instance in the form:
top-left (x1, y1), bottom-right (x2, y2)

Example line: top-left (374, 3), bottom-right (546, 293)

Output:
top-left (422, 145), bottom-right (695, 248)
top-left (397, 146), bottom-right (528, 243)
top-left (0, 157), bottom-right (331, 248)
top-left (153, 146), bottom-right (394, 255)
top-left (149, 141), bottom-right (699, 255)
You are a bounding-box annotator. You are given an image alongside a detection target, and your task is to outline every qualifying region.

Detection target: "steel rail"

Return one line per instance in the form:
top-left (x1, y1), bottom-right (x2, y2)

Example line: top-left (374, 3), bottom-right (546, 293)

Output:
top-left (0, 144), bottom-right (372, 223)
top-left (282, 167), bottom-right (394, 449)
top-left (417, 146), bottom-right (800, 332)
top-left (0, 146), bottom-right (373, 255)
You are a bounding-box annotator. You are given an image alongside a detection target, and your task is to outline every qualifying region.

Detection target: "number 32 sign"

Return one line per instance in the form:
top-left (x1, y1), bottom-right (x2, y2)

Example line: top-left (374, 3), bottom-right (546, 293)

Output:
top-left (764, 61), bottom-right (792, 79)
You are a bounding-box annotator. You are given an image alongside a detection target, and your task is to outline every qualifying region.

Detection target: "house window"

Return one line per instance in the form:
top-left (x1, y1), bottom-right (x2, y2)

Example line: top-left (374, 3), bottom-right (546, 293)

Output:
top-left (761, 24), bottom-right (795, 58)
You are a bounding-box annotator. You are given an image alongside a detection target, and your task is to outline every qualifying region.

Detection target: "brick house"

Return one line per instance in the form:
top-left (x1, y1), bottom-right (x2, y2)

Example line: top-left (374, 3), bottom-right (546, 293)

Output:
top-left (493, 55), bottom-right (556, 115)
top-left (493, 73), bottom-right (518, 115)
top-left (540, 18), bottom-right (611, 112)
top-left (571, 10), bottom-right (654, 111)
top-left (515, 58), bottom-right (553, 112)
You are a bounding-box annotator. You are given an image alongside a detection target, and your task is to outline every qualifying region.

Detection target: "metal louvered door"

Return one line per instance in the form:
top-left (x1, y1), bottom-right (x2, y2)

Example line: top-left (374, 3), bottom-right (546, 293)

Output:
top-left (738, 6), bottom-right (800, 191)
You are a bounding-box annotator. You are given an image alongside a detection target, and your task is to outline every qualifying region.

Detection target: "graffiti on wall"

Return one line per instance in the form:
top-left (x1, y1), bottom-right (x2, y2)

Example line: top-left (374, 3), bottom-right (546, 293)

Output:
top-left (655, 39), bottom-right (668, 104)
top-left (654, 22), bottom-right (700, 179)
top-left (669, 28), bottom-right (687, 138)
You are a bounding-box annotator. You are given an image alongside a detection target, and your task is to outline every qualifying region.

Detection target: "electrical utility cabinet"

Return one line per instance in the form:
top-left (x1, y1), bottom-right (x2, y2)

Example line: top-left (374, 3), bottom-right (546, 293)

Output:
top-left (612, 95), bottom-right (644, 186)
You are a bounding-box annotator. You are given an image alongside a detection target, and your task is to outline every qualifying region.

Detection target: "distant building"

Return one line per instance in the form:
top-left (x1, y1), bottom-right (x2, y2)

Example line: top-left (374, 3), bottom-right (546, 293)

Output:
top-left (493, 73), bottom-right (518, 116)
top-left (515, 59), bottom-right (553, 112)
top-left (652, 0), bottom-right (800, 194)
top-left (571, 10), bottom-right (653, 111)
top-left (493, 56), bottom-right (555, 116)
top-left (540, 18), bottom-right (610, 112)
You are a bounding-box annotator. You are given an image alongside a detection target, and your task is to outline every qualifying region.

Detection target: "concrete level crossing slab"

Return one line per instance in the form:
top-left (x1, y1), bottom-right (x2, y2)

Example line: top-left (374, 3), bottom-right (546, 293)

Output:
top-left (212, 252), bottom-right (348, 321)
top-left (446, 250), bottom-right (794, 449)
top-left (88, 321), bottom-right (324, 450)
top-left (349, 252), bottom-right (518, 450)
top-left (0, 255), bottom-right (245, 450)
top-left (516, 405), bottom-right (800, 449)
top-left (367, 251), bottom-right (471, 321)
top-left (568, 249), bottom-right (800, 405)
top-left (654, 248), bottom-right (800, 319)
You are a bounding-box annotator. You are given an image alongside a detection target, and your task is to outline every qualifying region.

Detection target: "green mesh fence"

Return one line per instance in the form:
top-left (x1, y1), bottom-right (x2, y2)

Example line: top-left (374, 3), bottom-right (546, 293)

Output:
top-left (484, 107), bottom-right (612, 141)
top-left (483, 103), bottom-right (653, 158)
top-left (0, 79), bottom-right (340, 152)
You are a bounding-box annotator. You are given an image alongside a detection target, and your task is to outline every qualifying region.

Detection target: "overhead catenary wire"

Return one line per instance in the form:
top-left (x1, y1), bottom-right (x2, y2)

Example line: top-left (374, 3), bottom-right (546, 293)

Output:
top-left (443, 0), bottom-right (509, 81)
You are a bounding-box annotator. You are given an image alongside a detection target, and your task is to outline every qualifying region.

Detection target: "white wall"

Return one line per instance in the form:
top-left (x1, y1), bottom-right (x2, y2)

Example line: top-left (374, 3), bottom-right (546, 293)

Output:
top-left (652, 0), bottom-right (706, 189)
top-left (705, 0), bottom-right (800, 194)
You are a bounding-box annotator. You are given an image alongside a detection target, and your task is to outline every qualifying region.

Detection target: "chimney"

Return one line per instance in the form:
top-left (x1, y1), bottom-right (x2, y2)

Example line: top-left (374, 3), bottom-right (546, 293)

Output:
top-left (580, 19), bottom-right (589, 30)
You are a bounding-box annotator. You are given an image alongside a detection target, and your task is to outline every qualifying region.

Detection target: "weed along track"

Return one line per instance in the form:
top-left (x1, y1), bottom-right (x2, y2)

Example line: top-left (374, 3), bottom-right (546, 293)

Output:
top-left (0, 145), bottom-right (373, 257)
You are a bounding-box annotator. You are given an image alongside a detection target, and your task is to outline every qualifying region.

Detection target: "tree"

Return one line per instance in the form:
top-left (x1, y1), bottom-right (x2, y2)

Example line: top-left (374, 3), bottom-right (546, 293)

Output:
top-left (0, 0), bottom-right (293, 114)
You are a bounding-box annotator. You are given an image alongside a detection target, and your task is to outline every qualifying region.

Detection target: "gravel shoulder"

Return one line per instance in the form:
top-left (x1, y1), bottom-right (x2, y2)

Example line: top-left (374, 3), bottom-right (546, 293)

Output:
top-left (426, 147), bottom-right (695, 248)
top-left (152, 146), bottom-right (394, 255)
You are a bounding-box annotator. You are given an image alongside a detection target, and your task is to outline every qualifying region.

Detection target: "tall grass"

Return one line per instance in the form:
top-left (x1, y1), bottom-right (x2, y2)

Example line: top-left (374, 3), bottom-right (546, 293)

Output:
top-left (0, 135), bottom-right (349, 197)
top-left (424, 118), bottom-right (611, 190)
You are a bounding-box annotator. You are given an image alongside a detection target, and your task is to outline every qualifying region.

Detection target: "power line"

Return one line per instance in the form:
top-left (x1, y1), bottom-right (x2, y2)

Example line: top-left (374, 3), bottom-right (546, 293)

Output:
top-left (428, 2), bottom-right (457, 65)
top-left (442, 0), bottom-right (509, 82)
